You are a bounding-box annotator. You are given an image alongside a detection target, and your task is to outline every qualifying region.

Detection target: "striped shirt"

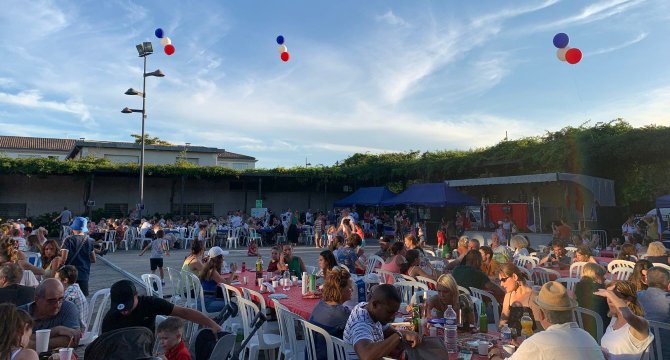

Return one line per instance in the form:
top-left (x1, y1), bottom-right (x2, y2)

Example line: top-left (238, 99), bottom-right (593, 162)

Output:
top-left (343, 302), bottom-right (385, 360)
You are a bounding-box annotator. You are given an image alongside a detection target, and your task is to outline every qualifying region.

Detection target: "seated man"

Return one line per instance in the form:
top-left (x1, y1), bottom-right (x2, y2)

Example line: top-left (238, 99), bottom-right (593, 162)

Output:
top-left (479, 246), bottom-right (500, 278)
top-left (20, 278), bottom-right (81, 350)
top-left (489, 281), bottom-right (603, 360)
top-left (0, 262), bottom-right (35, 306)
top-left (452, 250), bottom-right (505, 302)
top-left (539, 240), bottom-right (571, 270)
top-left (343, 284), bottom-right (421, 360)
top-left (278, 244), bottom-right (306, 279)
top-left (101, 280), bottom-right (223, 334)
top-left (637, 266), bottom-right (670, 360)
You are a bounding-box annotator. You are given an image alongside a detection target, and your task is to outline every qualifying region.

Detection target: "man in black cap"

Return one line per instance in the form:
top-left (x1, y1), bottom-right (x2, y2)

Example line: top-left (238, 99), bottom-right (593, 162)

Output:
top-left (101, 280), bottom-right (223, 334)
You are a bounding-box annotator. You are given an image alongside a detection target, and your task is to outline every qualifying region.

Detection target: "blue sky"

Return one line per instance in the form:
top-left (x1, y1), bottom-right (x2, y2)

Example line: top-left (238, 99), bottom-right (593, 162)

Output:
top-left (1, 0), bottom-right (669, 168)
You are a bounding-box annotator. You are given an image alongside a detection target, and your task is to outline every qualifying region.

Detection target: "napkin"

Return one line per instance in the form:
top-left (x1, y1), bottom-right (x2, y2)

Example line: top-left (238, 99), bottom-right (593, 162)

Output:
top-left (268, 293), bottom-right (288, 300)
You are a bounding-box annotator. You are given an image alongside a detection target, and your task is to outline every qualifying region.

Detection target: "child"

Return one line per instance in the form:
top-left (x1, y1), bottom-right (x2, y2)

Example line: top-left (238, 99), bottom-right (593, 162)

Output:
top-left (247, 238), bottom-right (258, 256)
top-left (437, 229), bottom-right (446, 250)
top-left (157, 317), bottom-right (191, 360)
top-left (139, 229), bottom-right (170, 285)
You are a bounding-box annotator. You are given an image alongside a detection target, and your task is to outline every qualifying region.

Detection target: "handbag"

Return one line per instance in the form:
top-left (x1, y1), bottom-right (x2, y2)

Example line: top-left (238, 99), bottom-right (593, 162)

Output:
top-left (402, 336), bottom-right (447, 360)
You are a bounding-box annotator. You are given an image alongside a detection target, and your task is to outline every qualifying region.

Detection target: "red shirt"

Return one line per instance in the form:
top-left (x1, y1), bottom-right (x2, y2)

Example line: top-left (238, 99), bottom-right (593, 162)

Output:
top-left (165, 339), bottom-right (191, 360)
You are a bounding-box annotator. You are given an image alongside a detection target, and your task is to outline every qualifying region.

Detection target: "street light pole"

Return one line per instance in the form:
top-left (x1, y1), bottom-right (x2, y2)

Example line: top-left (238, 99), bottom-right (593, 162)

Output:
top-left (122, 41), bottom-right (164, 221)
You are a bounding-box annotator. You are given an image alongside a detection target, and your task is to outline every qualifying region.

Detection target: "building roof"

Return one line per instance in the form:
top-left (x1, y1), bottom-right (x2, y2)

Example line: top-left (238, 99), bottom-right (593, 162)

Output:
top-left (217, 151), bottom-right (256, 162)
top-left (0, 136), bottom-right (75, 152)
top-left (67, 140), bottom-right (224, 159)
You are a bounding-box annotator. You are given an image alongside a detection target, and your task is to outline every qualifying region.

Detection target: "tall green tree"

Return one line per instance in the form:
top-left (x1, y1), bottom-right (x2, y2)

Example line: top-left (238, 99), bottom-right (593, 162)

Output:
top-left (130, 133), bottom-right (173, 145)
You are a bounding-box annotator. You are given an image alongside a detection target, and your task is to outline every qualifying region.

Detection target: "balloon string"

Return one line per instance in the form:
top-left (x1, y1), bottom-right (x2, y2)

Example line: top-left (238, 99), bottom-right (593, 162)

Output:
top-left (569, 68), bottom-right (590, 123)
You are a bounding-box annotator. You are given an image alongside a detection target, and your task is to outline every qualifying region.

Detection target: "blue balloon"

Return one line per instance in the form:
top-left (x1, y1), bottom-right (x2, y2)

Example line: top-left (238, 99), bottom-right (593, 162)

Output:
top-left (553, 33), bottom-right (569, 48)
top-left (276, 35), bottom-right (285, 45)
top-left (155, 28), bottom-right (164, 39)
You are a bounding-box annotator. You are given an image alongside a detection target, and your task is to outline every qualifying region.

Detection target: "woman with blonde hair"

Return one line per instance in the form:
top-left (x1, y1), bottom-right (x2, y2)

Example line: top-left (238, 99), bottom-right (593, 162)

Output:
top-left (575, 263), bottom-right (609, 339)
top-left (645, 241), bottom-right (669, 265)
top-left (509, 235), bottom-right (529, 257)
top-left (0, 304), bottom-right (38, 360)
top-left (498, 263), bottom-right (538, 334)
top-left (426, 274), bottom-right (459, 319)
top-left (597, 280), bottom-right (654, 360)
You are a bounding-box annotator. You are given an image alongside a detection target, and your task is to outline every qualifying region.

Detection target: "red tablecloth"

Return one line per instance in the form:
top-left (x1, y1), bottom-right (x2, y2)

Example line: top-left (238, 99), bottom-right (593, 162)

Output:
top-left (236, 273), bottom-right (320, 319)
top-left (599, 250), bottom-right (616, 258)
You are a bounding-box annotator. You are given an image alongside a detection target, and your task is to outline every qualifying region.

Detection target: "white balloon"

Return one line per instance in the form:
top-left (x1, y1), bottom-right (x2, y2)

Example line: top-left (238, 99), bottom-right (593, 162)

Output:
top-left (161, 37), bottom-right (172, 46)
top-left (556, 47), bottom-right (570, 61)
top-left (278, 44), bottom-right (288, 54)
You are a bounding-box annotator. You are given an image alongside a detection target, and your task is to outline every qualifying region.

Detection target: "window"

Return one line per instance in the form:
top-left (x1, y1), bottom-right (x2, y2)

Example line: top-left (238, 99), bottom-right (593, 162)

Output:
top-left (104, 154), bottom-right (139, 164)
top-left (171, 203), bottom-right (213, 217)
top-left (104, 203), bottom-right (128, 218)
top-left (0, 203), bottom-right (27, 219)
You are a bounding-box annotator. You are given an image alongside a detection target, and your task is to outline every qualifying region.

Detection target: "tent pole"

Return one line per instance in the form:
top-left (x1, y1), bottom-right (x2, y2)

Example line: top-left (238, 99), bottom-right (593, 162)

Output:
top-left (538, 196), bottom-right (542, 233)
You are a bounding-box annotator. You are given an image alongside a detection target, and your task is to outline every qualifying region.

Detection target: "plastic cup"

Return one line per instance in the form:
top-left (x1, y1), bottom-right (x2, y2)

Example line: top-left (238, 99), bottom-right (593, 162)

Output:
top-left (272, 280), bottom-right (279, 288)
top-left (35, 329), bottom-right (50, 353)
top-left (291, 275), bottom-right (298, 283)
top-left (503, 344), bottom-right (516, 355)
top-left (59, 348), bottom-right (73, 360)
top-left (477, 341), bottom-right (489, 356)
top-left (60, 249), bottom-right (69, 259)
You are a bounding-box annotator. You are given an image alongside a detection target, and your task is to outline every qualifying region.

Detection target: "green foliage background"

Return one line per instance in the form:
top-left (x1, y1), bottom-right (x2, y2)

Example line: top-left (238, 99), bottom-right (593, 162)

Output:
top-left (2, 119), bottom-right (669, 211)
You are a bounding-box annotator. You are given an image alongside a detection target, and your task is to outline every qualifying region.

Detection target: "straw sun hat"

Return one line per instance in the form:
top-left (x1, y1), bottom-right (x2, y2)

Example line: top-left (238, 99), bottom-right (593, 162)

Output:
top-left (534, 281), bottom-right (578, 311)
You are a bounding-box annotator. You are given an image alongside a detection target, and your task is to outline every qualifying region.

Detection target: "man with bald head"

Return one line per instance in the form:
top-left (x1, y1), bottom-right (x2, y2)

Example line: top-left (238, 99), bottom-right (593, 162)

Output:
top-left (20, 278), bottom-right (81, 350)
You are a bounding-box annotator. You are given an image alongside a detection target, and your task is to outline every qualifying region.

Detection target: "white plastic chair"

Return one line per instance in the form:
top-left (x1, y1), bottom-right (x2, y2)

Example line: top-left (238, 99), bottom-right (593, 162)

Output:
top-left (249, 228), bottom-right (263, 247)
top-left (652, 263), bottom-right (670, 272)
top-left (375, 269), bottom-right (398, 285)
top-left (393, 281), bottom-right (428, 304)
top-left (430, 260), bottom-right (445, 272)
top-left (141, 273), bottom-right (164, 298)
top-left (237, 297), bottom-right (282, 360)
top-left (80, 288), bottom-right (111, 346)
top-left (607, 259), bottom-right (636, 273)
top-left (517, 266), bottom-right (532, 281)
top-left (610, 267), bottom-right (633, 281)
top-left (469, 287), bottom-right (501, 325)
top-left (183, 272), bottom-right (220, 319)
top-left (242, 288), bottom-right (279, 335)
top-left (221, 283), bottom-right (243, 334)
top-left (573, 306), bottom-right (604, 345)
top-left (183, 227), bottom-right (196, 250)
top-left (301, 320), bottom-right (334, 360)
top-left (301, 226), bottom-right (314, 246)
top-left (103, 230), bottom-right (116, 253)
top-left (272, 299), bottom-right (306, 360)
top-left (458, 285), bottom-right (472, 296)
top-left (514, 255), bottom-right (538, 269)
top-left (648, 320), bottom-right (670, 360)
top-left (531, 267), bottom-right (561, 286)
top-left (555, 277), bottom-right (579, 293)
top-left (119, 228), bottom-right (131, 251)
top-left (423, 249), bottom-right (436, 257)
top-left (569, 261), bottom-right (587, 278)
top-left (227, 227), bottom-right (241, 249)
top-left (365, 255), bottom-right (384, 275)
top-left (332, 336), bottom-right (354, 360)
top-left (416, 276), bottom-right (437, 289)
top-left (305, 265), bottom-right (317, 275)
top-left (164, 267), bottom-right (184, 305)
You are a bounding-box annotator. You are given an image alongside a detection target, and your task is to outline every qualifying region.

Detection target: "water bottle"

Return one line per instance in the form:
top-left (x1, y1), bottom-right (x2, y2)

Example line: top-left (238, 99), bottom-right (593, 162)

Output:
top-left (501, 324), bottom-right (512, 344)
top-left (444, 305), bottom-right (458, 353)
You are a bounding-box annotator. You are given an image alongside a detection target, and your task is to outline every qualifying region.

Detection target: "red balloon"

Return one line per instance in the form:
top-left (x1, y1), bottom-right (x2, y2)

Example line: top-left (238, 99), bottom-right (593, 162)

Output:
top-left (280, 51), bottom-right (290, 62)
top-left (164, 44), bottom-right (175, 56)
top-left (565, 48), bottom-right (582, 64)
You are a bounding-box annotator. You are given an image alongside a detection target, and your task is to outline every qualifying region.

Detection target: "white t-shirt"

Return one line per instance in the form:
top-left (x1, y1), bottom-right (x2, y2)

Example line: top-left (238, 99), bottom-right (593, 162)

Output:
top-left (150, 238), bottom-right (167, 258)
top-left (343, 302), bottom-right (385, 360)
top-left (601, 317), bottom-right (654, 360)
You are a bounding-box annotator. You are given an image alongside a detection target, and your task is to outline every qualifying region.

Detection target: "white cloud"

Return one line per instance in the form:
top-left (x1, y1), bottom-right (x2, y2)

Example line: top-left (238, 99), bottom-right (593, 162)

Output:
top-left (376, 10), bottom-right (409, 27)
top-left (588, 32), bottom-right (648, 56)
top-left (0, 90), bottom-right (92, 123)
top-left (529, 0), bottom-right (646, 31)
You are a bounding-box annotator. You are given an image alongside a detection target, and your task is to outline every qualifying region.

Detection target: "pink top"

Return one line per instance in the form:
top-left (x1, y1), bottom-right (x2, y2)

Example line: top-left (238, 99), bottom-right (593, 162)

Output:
top-left (380, 255), bottom-right (403, 283)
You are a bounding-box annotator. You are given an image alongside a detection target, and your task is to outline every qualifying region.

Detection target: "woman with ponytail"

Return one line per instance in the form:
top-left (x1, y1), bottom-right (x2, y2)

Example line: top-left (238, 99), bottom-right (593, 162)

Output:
top-left (597, 280), bottom-right (654, 360)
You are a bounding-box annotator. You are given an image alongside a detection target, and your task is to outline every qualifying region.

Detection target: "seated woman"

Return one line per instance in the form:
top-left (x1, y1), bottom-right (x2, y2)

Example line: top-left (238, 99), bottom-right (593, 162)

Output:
top-left (198, 246), bottom-right (236, 312)
top-left (0, 237), bottom-right (43, 277)
top-left (426, 274), bottom-right (459, 319)
top-left (380, 242), bottom-right (407, 283)
top-left (597, 280), bottom-right (654, 360)
top-left (0, 304), bottom-right (39, 360)
top-left (401, 249), bottom-right (438, 280)
top-left (40, 240), bottom-right (63, 278)
top-left (309, 267), bottom-right (352, 360)
top-left (617, 243), bottom-right (638, 262)
top-left (574, 263), bottom-right (609, 340)
top-left (498, 263), bottom-right (539, 335)
top-left (317, 250), bottom-right (338, 278)
top-left (573, 245), bottom-right (598, 264)
top-left (645, 241), bottom-right (670, 265)
top-left (628, 259), bottom-right (653, 292)
top-left (510, 235), bottom-right (530, 258)
top-left (181, 240), bottom-right (205, 275)
top-left (335, 234), bottom-right (365, 274)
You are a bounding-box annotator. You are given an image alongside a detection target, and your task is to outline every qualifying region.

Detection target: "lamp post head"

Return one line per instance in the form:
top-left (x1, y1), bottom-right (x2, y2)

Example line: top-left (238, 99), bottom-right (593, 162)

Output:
top-left (125, 88), bottom-right (143, 96)
top-left (121, 107), bottom-right (142, 113)
top-left (136, 42), bottom-right (154, 57)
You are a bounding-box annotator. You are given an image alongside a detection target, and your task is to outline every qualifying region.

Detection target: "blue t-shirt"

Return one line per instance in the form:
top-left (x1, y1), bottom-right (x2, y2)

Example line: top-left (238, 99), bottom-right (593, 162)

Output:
top-left (62, 235), bottom-right (95, 281)
top-left (336, 247), bottom-right (358, 273)
top-left (309, 300), bottom-right (351, 360)
top-left (21, 300), bottom-right (80, 331)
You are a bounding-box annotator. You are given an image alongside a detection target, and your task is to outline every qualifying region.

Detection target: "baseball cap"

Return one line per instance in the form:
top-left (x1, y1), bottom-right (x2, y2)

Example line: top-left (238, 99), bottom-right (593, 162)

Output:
top-left (70, 217), bottom-right (89, 232)
top-left (207, 246), bottom-right (228, 257)
top-left (110, 280), bottom-right (137, 312)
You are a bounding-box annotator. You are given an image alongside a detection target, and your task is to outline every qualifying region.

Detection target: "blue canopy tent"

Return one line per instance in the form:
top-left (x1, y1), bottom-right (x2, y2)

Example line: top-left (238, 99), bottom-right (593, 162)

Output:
top-left (656, 194), bottom-right (670, 208)
top-left (333, 186), bottom-right (396, 207)
top-left (380, 183), bottom-right (477, 207)
top-left (656, 194), bottom-right (670, 245)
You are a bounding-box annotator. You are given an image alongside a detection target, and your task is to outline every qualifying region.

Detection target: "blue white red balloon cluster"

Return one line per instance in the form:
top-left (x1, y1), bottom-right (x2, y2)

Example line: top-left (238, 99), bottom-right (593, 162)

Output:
top-left (553, 33), bottom-right (581, 65)
top-left (155, 28), bottom-right (175, 56)
top-left (276, 35), bottom-right (290, 62)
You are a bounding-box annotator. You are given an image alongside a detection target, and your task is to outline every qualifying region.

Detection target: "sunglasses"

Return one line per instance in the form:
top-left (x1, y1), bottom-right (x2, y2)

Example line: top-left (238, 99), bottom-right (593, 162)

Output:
top-left (499, 276), bottom-right (510, 283)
